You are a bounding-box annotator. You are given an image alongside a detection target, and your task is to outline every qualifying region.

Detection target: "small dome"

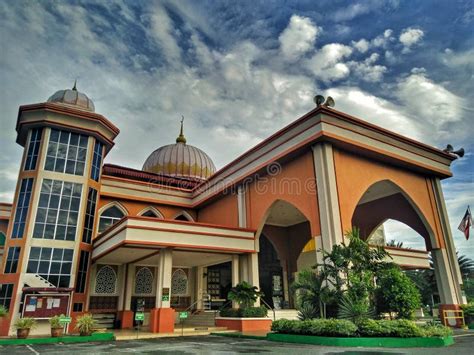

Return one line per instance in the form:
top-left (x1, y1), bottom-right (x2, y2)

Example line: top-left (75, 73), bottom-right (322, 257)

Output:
top-left (47, 81), bottom-right (95, 112)
top-left (142, 119), bottom-right (216, 180)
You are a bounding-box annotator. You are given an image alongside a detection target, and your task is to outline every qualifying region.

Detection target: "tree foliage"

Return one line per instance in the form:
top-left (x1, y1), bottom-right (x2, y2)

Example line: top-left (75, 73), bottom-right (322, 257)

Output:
top-left (227, 281), bottom-right (263, 309)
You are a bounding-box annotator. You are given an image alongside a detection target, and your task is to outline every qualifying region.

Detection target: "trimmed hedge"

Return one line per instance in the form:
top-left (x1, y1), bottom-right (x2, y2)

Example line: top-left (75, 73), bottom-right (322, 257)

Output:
top-left (271, 319), bottom-right (452, 338)
top-left (220, 306), bottom-right (268, 318)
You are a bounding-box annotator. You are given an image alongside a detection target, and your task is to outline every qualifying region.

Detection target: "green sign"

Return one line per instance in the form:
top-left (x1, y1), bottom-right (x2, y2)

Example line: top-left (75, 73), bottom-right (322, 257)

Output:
top-left (179, 311), bottom-right (188, 319)
top-left (135, 312), bottom-right (145, 321)
top-left (59, 316), bottom-right (71, 324)
top-left (162, 295), bottom-right (169, 301)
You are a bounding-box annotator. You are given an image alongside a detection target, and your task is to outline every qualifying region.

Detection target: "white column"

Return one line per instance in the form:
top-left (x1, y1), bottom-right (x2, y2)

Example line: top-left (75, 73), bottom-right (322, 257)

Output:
top-left (196, 266), bottom-right (204, 309)
top-left (248, 253), bottom-right (260, 306)
top-left (239, 254), bottom-right (249, 282)
top-left (231, 255), bottom-right (240, 308)
top-left (237, 185), bottom-right (247, 228)
top-left (124, 264), bottom-right (134, 311)
top-left (312, 143), bottom-right (344, 252)
top-left (431, 178), bottom-right (464, 304)
top-left (117, 264), bottom-right (126, 311)
top-left (156, 248), bottom-right (173, 308)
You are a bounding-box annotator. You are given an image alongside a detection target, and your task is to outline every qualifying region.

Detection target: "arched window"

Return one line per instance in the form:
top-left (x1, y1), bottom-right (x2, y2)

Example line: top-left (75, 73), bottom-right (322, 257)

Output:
top-left (173, 211), bottom-right (194, 222)
top-left (171, 269), bottom-right (188, 296)
top-left (98, 205), bottom-right (125, 233)
top-left (0, 232), bottom-right (5, 246)
top-left (135, 267), bottom-right (153, 294)
top-left (95, 265), bottom-right (117, 294)
top-left (142, 210), bottom-right (158, 217)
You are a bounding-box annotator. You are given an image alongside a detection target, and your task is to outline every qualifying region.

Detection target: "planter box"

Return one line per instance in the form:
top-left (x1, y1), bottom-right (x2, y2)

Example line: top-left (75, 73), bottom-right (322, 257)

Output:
top-left (215, 317), bottom-right (272, 332)
top-left (0, 332), bottom-right (115, 345)
top-left (267, 333), bottom-right (454, 348)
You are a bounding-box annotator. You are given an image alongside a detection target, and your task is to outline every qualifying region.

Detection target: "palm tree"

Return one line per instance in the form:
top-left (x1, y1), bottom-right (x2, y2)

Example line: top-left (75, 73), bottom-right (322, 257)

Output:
top-left (386, 239), bottom-right (405, 248)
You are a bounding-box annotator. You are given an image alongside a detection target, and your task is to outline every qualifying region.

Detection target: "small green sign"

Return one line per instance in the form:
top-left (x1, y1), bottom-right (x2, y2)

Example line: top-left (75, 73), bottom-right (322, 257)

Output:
top-left (162, 295), bottom-right (169, 301)
top-left (59, 316), bottom-right (71, 324)
top-left (179, 311), bottom-right (188, 319)
top-left (135, 312), bottom-right (145, 321)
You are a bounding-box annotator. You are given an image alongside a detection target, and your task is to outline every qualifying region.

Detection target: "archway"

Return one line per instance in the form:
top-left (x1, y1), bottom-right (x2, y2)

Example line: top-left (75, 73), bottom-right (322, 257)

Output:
top-left (257, 200), bottom-right (312, 308)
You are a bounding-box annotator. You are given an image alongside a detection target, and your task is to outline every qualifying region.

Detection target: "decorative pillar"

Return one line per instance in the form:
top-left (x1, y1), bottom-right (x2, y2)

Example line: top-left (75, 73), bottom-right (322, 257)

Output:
top-left (311, 143), bottom-right (344, 254)
top-left (231, 255), bottom-right (240, 308)
top-left (150, 248), bottom-right (175, 333)
top-left (248, 253), bottom-right (260, 306)
top-left (118, 264), bottom-right (134, 329)
top-left (196, 266), bottom-right (204, 309)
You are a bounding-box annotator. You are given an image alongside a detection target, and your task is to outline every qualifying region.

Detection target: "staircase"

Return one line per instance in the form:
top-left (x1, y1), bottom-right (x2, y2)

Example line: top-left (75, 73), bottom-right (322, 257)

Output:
top-left (180, 311), bottom-right (216, 328)
top-left (92, 313), bottom-right (116, 329)
top-left (273, 309), bottom-right (299, 320)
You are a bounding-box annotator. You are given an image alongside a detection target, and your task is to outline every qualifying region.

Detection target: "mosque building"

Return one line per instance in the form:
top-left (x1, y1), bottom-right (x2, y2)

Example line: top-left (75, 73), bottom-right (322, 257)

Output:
top-left (0, 84), bottom-right (465, 335)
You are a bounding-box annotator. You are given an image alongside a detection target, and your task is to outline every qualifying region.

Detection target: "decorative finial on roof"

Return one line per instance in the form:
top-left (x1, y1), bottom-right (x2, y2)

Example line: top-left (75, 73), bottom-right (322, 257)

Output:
top-left (176, 115), bottom-right (187, 144)
top-left (72, 79), bottom-right (77, 91)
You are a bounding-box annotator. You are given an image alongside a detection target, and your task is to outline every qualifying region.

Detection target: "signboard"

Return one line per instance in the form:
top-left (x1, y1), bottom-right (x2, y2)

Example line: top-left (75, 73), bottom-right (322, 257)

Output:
top-left (162, 287), bottom-right (170, 302)
top-left (162, 295), bottom-right (169, 301)
top-left (22, 294), bottom-right (70, 319)
top-left (59, 316), bottom-right (72, 324)
top-left (135, 312), bottom-right (145, 321)
top-left (179, 311), bottom-right (188, 319)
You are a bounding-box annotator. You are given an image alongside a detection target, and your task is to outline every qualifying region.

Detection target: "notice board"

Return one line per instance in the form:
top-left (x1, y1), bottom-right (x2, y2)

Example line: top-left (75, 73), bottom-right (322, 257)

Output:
top-left (22, 294), bottom-right (70, 319)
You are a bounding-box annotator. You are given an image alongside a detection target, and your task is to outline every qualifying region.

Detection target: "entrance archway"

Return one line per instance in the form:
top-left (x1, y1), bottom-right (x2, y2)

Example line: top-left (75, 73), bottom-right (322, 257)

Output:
top-left (257, 200), bottom-right (312, 308)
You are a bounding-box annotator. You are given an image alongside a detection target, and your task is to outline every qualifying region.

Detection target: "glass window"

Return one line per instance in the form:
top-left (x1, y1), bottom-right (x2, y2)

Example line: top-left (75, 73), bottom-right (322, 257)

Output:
top-left (33, 179), bottom-right (82, 241)
top-left (12, 178), bottom-right (34, 239)
top-left (0, 284), bottom-right (14, 310)
top-left (4, 247), bottom-right (21, 273)
top-left (75, 250), bottom-right (90, 293)
top-left (98, 205), bottom-right (124, 233)
top-left (142, 210), bottom-right (158, 217)
top-left (82, 188), bottom-right (97, 244)
top-left (90, 140), bottom-right (103, 181)
top-left (24, 128), bottom-right (43, 171)
top-left (45, 129), bottom-right (88, 176)
top-left (27, 247), bottom-right (73, 287)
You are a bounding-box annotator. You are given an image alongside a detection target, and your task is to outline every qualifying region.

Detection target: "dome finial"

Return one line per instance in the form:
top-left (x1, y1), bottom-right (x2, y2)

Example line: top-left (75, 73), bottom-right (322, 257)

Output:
top-left (176, 115), bottom-right (187, 144)
top-left (72, 79), bottom-right (77, 91)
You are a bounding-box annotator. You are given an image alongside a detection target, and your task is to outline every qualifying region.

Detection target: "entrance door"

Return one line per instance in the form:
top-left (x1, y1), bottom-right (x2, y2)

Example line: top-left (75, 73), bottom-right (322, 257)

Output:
top-left (258, 235), bottom-right (283, 308)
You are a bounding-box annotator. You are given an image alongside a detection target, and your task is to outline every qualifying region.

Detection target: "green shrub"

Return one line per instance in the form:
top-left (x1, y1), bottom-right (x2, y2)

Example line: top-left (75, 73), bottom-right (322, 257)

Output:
top-left (272, 319), bottom-right (357, 337)
top-left (14, 317), bottom-right (37, 330)
top-left (220, 306), bottom-right (267, 318)
top-left (358, 319), bottom-right (423, 338)
top-left (337, 295), bottom-right (375, 324)
top-left (49, 315), bottom-right (63, 328)
top-left (460, 303), bottom-right (474, 317)
top-left (419, 324), bottom-right (452, 338)
top-left (297, 303), bottom-right (319, 320)
top-left (0, 305), bottom-right (7, 318)
top-left (357, 319), bottom-right (393, 337)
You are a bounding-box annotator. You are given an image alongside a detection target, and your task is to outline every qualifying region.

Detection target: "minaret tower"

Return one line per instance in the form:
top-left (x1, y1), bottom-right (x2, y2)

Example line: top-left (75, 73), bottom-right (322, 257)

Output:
top-left (0, 83), bottom-right (119, 336)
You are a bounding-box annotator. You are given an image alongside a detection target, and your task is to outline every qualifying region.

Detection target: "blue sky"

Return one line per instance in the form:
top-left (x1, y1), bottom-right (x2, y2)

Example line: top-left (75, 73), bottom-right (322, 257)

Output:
top-left (0, 0), bottom-right (473, 257)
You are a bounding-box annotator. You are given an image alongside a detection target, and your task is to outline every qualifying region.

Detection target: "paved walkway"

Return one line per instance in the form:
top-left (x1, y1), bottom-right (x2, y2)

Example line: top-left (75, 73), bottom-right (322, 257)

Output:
top-left (1, 333), bottom-right (473, 354)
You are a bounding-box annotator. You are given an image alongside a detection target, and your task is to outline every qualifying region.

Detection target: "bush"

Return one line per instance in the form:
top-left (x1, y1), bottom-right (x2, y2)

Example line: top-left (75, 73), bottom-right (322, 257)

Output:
top-left (358, 319), bottom-right (423, 338)
top-left (337, 295), bottom-right (374, 324)
top-left (14, 317), bottom-right (37, 330)
top-left (460, 303), bottom-right (474, 317)
top-left (49, 315), bottom-right (63, 328)
top-left (297, 303), bottom-right (319, 320)
top-left (419, 324), bottom-right (452, 338)
top-left (220, 306), bottom-right (267, 318)
top-left (0, 305), bottom-right (7, 317)
top-left (271, 319), bottom-right (357, 337)
top-left (375, 267), bottom-right (421, 319)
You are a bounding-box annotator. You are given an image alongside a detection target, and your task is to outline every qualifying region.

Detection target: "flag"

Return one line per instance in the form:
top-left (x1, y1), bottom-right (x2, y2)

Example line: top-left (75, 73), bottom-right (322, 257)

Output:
top-left (458, 206), bottom-right (473, 240)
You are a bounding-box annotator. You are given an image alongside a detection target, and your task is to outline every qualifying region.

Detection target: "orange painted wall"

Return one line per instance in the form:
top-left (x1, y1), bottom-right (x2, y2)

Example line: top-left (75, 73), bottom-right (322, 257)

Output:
top-left (332, 148), bottom-right (443, 248)
top-left (246, 150), bottom-right (321, 236)
top-left (97, 197), bottom-right (197, 221)
top-left (198, 193), bottom-right (238, 227)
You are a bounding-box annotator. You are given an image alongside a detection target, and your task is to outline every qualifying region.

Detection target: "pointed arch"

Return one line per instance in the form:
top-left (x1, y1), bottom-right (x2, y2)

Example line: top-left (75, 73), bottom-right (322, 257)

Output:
top-left (95, 265), bottom-right (117, 294)
top-left (172, 211), bottom-right (194, 222)
top-left (98, 202), bottom-right (128, 233)
top-left (134, 267), bottom-right (154, 294)
top-left (171, 268), bottom-right (188, 296)
top-left (138, 206), bottom-right (164, 219)
top-left (351, 179), bottom-right (435, 249)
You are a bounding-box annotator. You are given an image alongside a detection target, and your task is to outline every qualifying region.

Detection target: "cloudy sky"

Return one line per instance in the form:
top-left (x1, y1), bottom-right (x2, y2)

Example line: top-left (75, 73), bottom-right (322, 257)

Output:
top-left (0, 0), bottom-right (473, 257)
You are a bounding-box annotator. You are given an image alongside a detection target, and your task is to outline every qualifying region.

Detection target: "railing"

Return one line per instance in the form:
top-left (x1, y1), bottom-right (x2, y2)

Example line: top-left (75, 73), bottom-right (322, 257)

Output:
top-left (260, 298), bottom-right (276, 321)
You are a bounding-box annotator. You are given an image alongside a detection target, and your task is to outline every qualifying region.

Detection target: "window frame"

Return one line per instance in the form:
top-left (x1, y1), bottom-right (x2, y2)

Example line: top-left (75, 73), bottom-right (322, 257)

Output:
top-left (90, 140), bottom-right (104, 181)
top-left (26, 247), bottom-right (74, 288)
top-left (4, 246), bottom-right (21, 274)
top-left (0, 283), bottom-right (14, 310)
top-left (12, 178), bottom-right (34, 239)
top-left (24, 128), bottom-right (43, 171)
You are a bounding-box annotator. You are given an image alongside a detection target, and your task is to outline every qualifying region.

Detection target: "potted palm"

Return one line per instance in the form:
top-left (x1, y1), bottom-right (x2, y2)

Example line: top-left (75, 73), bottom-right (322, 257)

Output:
top-left (49, 315), bottom-right (64, 337)
top-left (0, 305), bottom-right (7, 318)
top-left (75, 313), bottom-right (97, 336)
top-left (14, 317), bottom-right (36, 339)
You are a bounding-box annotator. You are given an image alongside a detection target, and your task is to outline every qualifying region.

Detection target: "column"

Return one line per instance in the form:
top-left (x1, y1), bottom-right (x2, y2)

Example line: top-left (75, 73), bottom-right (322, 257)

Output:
top-left (231, 255), bottom-right (240, 308)
top-left (312, 143), bottom-right (344, 253)
top-left (196, 266), bottom-right (204, 309)
top-left (239, 254), bottom-right (249, 282)
top-left (118, 264), bottom-right (134, 329)
top-left (248, 253), bottom-right (260, 306)
top-left (150, 248), bottom-right (175, 333)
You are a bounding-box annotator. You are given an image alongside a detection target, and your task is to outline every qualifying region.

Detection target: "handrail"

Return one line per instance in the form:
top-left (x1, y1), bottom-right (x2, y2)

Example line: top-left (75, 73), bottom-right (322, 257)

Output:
top-left (259, 298), bottom-right (276, 321)
top-left (183, 295), bottom-right (211, 313)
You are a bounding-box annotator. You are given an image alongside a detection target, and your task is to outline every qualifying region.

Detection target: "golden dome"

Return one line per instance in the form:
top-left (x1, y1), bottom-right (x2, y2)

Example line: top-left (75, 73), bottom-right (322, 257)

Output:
top-left (142, 119), bottom-right (216, 180)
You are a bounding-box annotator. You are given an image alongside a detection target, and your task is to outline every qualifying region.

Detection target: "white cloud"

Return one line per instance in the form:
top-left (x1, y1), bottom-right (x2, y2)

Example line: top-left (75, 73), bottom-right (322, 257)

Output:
top-left (333, 3), bottom-right (370, 22)
top-left (150, 5), bottom-right (182, 62)
top-left (399, 27), bottom-right (424, 52)
top-left (306, 43), bottom-right (353, 82)
top-left (348, 53), bottom-right (387, 82)
top-left (371, 28), bottom-right (394, 48)
top-left (279, 15), bottom-right (320, 61)
top-left (352, 38), bottom-right (369, 53)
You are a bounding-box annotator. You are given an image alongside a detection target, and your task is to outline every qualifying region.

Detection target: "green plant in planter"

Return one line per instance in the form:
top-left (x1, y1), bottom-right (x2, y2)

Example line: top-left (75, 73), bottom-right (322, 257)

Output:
top-left (337, 295), bottom-right (375, 324)
top-left (75, 313), bottom-right (97, 336)
top-left (228, 281), bottom-right (263, 309)
top-left (0, 305), bottom-right (7, 317)
top-left (49, 315), bottom-right (64, 337)
top-left (14, 317), bottom-right (37, 339)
